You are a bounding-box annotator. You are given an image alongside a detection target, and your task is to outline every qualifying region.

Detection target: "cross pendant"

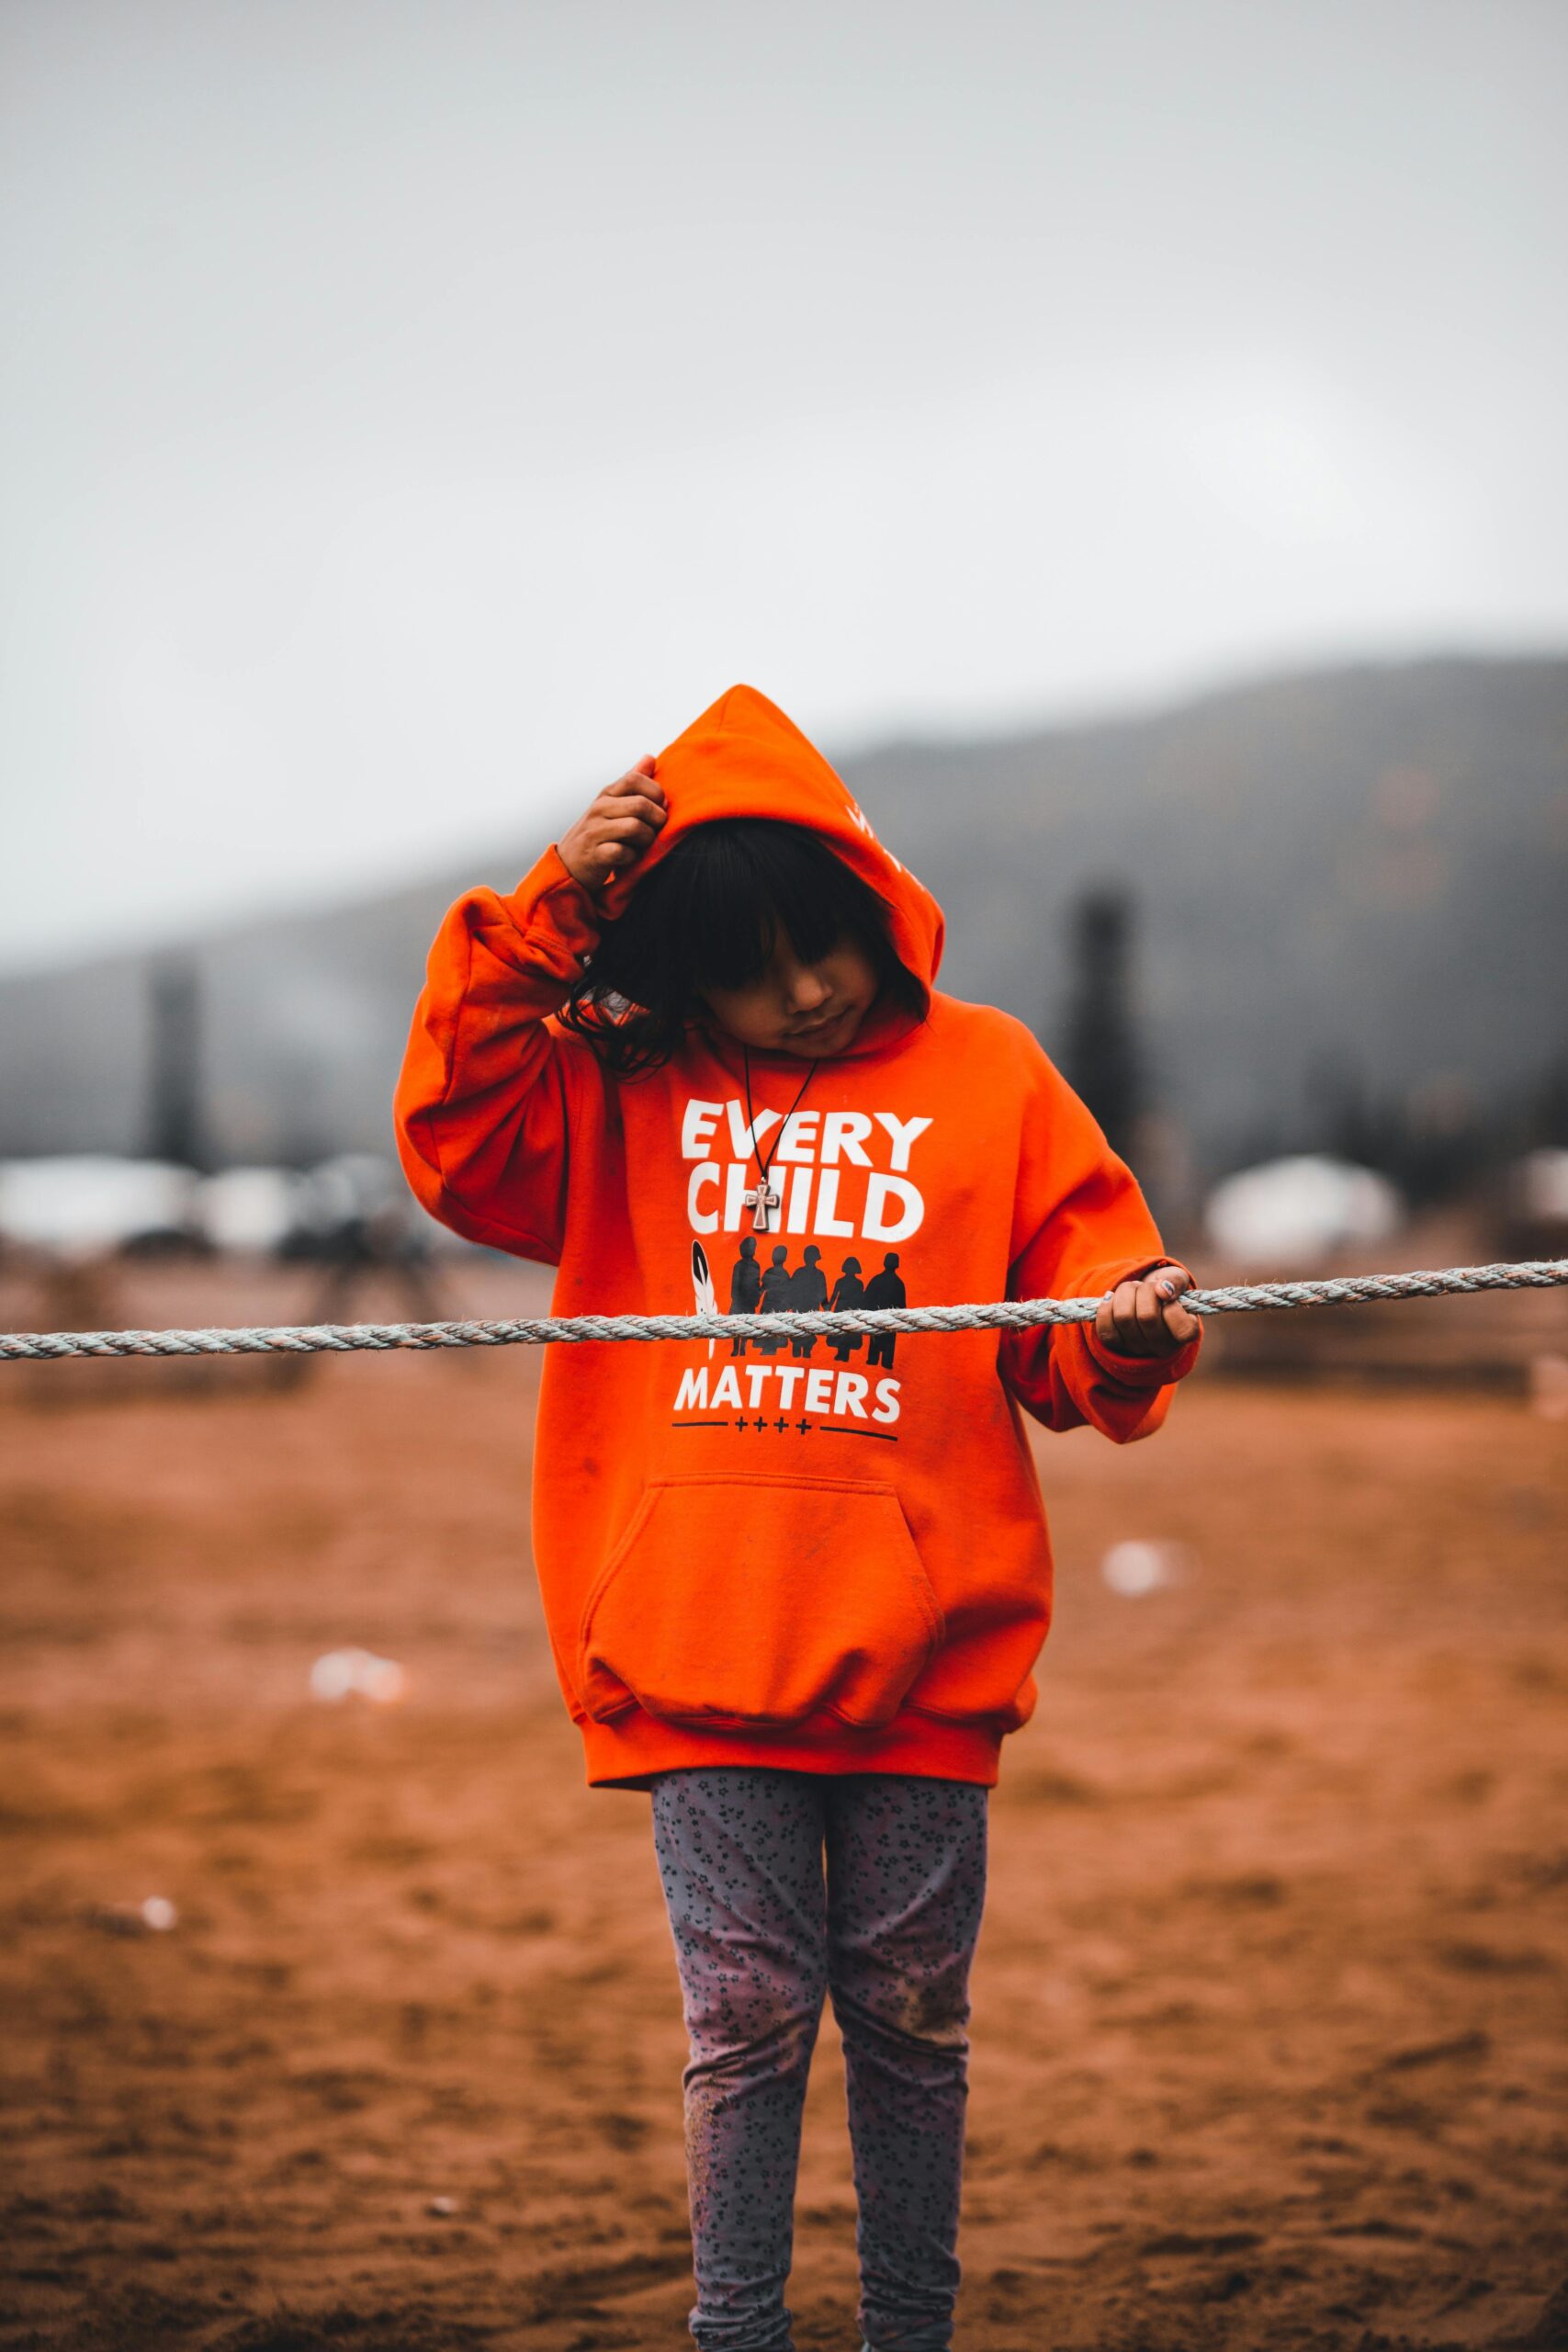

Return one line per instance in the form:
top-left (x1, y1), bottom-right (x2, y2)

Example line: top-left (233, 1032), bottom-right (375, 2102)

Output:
top-left (743, 1181), bottom-right (781, 1233)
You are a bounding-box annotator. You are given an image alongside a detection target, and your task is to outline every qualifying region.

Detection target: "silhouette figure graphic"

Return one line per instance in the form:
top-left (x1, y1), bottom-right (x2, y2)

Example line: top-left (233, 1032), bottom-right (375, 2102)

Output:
top-left (728, 1234), bottom-right (761, 1354)
top-left (755, 1244), bottom-right (793, 1356)
top-left (827, 1256), bottom-right (866, 1363)
top-left (863, 1250), bottom-right (907, 1368)
top-left (786, 1243), bottom-right (828, 1357)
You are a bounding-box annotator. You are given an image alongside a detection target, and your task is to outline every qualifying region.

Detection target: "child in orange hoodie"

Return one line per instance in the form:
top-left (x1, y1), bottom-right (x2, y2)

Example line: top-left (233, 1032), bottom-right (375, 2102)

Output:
top-left (395, 687), bottom-right (1201, 2352)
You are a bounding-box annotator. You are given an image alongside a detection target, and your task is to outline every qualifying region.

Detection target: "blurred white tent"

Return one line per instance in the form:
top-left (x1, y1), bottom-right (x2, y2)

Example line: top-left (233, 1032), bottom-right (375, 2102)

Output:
top-left (1203, 1154), bottom-right (1405, 1270)
top-left (307, 1152), bottom-right (468, 1258)
top-left (198, 1154), bottom-right (446, 1260)
top-left (0, 1156), bottom-right (197, 1257)
top-left (193, 1168), bottom-right (316, 1254)
top-left (1513, 1148), bottom-right (1568, 1227)
top-left (309, 1153), bottom-right (407, 1227)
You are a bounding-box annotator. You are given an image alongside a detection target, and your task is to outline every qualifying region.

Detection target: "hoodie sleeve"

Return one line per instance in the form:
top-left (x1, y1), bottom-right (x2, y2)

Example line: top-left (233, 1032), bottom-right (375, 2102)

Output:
top-left (998, 1044), bottom-right (1202, 1442)
top-left (393, 843), bottom-right (604, 1264)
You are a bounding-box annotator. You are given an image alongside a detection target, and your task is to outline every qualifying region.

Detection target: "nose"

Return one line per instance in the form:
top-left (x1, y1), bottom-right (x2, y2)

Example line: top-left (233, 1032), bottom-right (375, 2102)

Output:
top-left (783, 960), bottom-right (832, 1015)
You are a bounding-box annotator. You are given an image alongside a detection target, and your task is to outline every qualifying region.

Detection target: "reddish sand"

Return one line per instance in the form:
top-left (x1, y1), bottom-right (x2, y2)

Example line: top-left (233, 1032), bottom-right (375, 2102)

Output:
top-left (2, 1261), bottom-right (1565, 2351)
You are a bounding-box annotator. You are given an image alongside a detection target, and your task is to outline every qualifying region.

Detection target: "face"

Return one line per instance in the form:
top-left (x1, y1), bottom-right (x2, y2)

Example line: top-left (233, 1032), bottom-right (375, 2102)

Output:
top-left (697, 931), bottom-right (881, 1057)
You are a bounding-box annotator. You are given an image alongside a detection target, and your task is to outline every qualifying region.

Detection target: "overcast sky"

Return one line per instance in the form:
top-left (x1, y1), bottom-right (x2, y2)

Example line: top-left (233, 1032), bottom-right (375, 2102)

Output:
top-left (3, 0), bottom-right (1565, 970)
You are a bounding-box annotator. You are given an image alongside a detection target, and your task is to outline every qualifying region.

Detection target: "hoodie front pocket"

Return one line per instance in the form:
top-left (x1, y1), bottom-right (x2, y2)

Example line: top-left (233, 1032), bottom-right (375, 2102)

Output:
top-left (577, 1473), bottom-right (945, 1731)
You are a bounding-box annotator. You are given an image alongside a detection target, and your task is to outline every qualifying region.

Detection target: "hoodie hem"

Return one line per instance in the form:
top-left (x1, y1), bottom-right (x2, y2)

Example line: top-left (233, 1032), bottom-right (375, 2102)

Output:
top-left (579, 1706), bottom-right (1005, 1791)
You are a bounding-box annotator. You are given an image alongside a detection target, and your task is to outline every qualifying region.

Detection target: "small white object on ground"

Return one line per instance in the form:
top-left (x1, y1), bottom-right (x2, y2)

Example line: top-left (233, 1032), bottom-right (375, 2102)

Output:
top-left (427, 2196), bottom-right (459, 2217)
top-left (1100, 1540), bottom-right (1194, 1598)
top-left (87, 1896), bottom-right (179, 1936)
top-left (309, 1648), bottom-right (407, 1704)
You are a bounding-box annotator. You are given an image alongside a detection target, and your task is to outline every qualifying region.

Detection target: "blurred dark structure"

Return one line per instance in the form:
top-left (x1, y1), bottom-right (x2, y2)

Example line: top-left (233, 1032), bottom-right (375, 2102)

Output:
top-left (306, 1221), bottom-right (448, 1329)
top-left (145, 957), bottom-right (209, 1173)
top-left (289, 1157), bottom-right (455, 1336)
top-left (1294, 1050), bottom-right (1492, 1209)
top-left (1062, 886), bottom-right (1142, 1160)
top-left (1528, 1050), bottom-right (1568, 1151)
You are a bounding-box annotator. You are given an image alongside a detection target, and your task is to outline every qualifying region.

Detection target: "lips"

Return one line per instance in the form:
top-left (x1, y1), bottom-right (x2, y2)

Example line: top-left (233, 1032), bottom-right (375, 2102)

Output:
top-left (789, 1006), bottom-right (849, 1041)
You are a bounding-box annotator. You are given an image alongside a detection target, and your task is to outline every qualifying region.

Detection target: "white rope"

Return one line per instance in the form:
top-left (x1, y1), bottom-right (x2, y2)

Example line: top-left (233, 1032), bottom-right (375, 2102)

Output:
top-left (2, 1258), bottom-right (1564, 1363)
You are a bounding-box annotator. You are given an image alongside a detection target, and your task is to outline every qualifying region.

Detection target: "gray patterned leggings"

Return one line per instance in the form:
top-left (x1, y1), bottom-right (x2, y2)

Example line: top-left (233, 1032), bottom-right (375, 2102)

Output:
top-left (649, 1767), bottom-right (989, 2352)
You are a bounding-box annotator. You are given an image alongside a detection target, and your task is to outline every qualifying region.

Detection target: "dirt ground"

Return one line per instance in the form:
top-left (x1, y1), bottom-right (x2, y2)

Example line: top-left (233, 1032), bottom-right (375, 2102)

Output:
top-left (2, 1261), bottom-right (1565, 2352)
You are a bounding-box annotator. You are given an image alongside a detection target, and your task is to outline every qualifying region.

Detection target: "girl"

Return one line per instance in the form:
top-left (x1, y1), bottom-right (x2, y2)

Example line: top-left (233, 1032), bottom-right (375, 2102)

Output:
top-left (394, 684), bottom-right (1202, 2352)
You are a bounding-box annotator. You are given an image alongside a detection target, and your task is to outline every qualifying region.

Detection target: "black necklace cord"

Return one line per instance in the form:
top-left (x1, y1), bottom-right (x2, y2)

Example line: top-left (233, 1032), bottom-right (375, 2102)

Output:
top-left (742, 1045), bottom-right (818, 1201)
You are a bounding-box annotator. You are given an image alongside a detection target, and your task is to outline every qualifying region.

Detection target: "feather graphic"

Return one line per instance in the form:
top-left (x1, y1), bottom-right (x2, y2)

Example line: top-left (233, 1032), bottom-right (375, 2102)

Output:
top-left (691, 1239), bottom-right (717, 1358)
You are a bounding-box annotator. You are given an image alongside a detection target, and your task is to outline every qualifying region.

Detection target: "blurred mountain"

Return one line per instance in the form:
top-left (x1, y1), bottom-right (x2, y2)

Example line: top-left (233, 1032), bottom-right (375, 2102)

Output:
top-left (3, 653), bottom-right (1565, 1184)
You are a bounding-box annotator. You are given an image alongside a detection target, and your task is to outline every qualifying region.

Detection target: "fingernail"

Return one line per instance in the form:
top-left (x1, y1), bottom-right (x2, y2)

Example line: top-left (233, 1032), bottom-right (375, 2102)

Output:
top-left (1158, 1279), bottom-right (1175, 1297)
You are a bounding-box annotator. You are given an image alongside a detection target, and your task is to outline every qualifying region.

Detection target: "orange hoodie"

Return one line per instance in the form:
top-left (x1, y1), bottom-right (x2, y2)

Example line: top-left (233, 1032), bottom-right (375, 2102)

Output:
top-left (395, 685), bottom-right (1201, 1789)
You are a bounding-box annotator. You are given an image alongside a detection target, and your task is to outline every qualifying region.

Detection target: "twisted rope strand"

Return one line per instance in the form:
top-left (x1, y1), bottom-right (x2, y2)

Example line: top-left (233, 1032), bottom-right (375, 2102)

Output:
top-left (2, 1258), bottom-right (1565, 1363)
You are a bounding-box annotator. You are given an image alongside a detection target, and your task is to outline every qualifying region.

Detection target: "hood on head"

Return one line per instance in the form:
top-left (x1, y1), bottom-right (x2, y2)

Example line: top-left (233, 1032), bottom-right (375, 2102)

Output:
top-left (598, 684), bottom-right (944, 995)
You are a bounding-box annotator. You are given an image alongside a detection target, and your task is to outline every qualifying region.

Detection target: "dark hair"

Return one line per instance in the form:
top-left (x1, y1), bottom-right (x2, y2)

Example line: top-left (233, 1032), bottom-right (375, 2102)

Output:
top-left (557, 818), bottom-right (927, 1077)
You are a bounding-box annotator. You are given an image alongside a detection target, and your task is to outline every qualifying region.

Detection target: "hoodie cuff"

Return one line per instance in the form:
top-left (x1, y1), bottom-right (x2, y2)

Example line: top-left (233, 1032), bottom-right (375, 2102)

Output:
top-left (498, 843), bottom-right (604, 962)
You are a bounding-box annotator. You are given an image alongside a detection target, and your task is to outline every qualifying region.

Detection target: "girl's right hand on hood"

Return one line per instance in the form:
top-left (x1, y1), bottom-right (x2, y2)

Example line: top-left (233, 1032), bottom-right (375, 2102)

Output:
top-left (557, 757), bottom-right (667, 893)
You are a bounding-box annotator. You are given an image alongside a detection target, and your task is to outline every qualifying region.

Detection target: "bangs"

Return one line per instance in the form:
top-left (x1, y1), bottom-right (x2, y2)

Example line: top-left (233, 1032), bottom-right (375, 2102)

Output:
top-left (657, 820), bottom-right (889, 990)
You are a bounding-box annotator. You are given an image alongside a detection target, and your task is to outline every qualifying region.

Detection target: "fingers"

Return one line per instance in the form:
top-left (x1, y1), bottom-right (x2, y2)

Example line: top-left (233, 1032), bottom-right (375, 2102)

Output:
top-left (616, 795), bottom-right (669, 827)
top-left (556, 759), bottom-right (668, 890)
top-left (1095, 1265), bottom-right (1201, 1357)
top-left (595, 763), bottom-right (667, 873)
top-left (597, 809), bottom-right (663, 875)
top-left (1152, 1263), bottom-right (1201, 1344)
top-left (1095, 1283), bottom-right (1148, 1355)
top-left (603, 759), bottom-right (665, 805)
top-left (1111, 1276), bottom-right (1157, 1352)
top-left (1134, 1274), bottom-right (1170, 1351)
top-left (599, 839), bottom-right (649, 864)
